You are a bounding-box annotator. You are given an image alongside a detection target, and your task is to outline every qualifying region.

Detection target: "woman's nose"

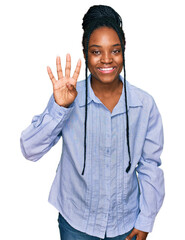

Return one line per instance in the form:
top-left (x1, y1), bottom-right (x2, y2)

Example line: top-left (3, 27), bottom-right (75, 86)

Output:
top-left (100, 53), bottom-right (113, 64)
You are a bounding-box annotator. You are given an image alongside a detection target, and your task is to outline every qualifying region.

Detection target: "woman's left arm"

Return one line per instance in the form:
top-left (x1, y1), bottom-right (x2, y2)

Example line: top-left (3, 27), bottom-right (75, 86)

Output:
top-left (129, 99), bottom-right (165, 239)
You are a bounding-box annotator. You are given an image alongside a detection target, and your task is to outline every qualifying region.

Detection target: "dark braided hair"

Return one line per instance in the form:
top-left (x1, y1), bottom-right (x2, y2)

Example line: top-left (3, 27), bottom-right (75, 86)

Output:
top-left (81, 5), bottom-right (131, 175)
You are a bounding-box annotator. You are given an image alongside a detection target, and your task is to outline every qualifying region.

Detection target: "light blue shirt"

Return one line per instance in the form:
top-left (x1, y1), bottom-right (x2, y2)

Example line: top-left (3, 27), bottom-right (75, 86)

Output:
top-left (20, 75), bottom-right (165, 239)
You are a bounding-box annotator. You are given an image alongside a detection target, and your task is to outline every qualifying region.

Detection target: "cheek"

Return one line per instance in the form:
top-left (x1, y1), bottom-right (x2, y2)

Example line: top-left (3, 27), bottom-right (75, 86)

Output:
top-left (115, 55), bottom-right (123, 63)
top-left (88, 57), bottom-right (99, 69)
top-left (116, 57), bottom-right (123, 69)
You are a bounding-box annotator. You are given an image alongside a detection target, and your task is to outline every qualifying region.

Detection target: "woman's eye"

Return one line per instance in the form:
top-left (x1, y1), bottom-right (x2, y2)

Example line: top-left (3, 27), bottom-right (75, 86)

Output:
top-left (92, 50), bottom-right (100, 55)
top-left (112, 49), bottom-right (121, 54)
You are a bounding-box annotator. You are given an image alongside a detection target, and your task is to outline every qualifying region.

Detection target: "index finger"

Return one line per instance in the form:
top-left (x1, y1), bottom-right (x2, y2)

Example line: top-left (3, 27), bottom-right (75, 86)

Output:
top-left (72, 59), bottom-right (81, 83)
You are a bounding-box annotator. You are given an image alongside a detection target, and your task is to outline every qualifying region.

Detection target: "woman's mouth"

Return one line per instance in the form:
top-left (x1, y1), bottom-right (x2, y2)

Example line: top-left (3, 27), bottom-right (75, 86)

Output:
top-left (98, 67), bottom-right (116, 73)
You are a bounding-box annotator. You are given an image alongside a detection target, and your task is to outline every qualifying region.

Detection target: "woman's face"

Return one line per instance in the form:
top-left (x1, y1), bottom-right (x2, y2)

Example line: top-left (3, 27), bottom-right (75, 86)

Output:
top-left (87, 26), bottom-right (123, 84)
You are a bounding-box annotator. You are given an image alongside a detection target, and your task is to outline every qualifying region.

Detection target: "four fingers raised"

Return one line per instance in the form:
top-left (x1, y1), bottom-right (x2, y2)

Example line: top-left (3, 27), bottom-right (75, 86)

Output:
top-left (47, 54), bottom-right (81, 84)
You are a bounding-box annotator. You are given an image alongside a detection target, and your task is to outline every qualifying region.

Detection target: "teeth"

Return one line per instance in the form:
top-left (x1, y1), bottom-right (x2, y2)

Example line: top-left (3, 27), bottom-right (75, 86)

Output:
top-left (99, 67), bottom-right (114, 71)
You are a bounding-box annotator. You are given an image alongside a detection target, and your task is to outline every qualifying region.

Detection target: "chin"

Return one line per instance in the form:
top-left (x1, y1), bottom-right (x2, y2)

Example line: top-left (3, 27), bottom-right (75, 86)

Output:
top-left (96, 74), bottom-right (120, 83)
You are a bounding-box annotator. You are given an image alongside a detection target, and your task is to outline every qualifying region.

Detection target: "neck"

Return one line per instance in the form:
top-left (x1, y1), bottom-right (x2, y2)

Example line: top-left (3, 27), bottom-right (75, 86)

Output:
top-left (90, 76), bottom-right (123, 97)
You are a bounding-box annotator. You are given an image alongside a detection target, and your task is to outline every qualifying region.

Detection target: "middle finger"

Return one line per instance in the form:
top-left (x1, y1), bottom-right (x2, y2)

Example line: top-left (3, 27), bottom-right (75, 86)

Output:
top-left (65, 53), bottom-right (71, 78)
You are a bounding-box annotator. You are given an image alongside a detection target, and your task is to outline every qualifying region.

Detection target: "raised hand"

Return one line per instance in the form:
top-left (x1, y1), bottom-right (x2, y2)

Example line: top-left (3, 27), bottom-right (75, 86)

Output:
top-left (47, 54), bottom-right (81, 107)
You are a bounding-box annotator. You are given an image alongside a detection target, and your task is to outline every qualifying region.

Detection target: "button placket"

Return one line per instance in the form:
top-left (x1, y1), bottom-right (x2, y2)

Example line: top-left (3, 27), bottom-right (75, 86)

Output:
top-left (103, 112), bottom-right (111, 224)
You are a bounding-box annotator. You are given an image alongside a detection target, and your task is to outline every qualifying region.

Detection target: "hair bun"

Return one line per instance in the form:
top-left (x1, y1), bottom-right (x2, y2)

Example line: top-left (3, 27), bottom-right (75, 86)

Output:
top-left (82, 5), bottom-right (122, 31)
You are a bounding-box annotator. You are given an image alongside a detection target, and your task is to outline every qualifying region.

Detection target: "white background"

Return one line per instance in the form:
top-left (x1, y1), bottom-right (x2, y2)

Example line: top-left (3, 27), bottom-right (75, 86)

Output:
top-left (0, 0), bottom-right (184, 239)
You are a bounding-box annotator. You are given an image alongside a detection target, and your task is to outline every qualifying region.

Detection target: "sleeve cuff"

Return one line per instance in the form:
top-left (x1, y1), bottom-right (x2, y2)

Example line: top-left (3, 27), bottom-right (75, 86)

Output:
top-left (48, 95), bottom-right (75, 121)
top-left (134, 214), bottom-right (155, 233)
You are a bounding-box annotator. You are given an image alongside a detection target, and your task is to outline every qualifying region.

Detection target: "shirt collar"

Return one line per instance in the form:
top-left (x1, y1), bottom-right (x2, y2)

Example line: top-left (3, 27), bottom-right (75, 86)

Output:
top-left (78, 74), bottom-right (143, 113)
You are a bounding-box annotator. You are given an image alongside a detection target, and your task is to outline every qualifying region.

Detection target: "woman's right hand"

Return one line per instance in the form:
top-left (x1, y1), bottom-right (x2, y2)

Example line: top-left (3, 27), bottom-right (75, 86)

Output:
top-left (47, 54), bottom-right (81, 107)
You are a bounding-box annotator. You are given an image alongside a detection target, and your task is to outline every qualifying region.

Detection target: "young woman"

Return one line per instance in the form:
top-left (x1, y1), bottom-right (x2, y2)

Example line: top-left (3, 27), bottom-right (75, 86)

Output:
top-left (20, 5), bottom-right (165, 240)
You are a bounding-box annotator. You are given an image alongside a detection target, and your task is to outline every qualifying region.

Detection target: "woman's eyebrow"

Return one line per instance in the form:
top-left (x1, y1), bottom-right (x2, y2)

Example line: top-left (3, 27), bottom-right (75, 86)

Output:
top-left (112, 43), bottom-right (121, 46)
top-left (89, 43), bottom-right (121, 48)
top-left (89, 44), bottom-right (101, 48)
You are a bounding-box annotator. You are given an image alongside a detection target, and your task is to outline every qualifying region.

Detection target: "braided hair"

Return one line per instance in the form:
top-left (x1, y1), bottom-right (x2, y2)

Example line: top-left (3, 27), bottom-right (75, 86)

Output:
top-left (81, 5), bottom-right (131, 175)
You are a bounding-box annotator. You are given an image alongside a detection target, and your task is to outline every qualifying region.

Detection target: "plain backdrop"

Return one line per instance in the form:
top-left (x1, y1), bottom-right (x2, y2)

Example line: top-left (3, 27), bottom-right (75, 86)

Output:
top-left (0, 0), bottom-right (185, 239)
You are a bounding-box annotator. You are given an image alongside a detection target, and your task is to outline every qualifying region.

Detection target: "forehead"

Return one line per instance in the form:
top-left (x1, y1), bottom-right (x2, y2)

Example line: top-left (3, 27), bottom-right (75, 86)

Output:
top-left (89, 26), bottom-right (120, 46)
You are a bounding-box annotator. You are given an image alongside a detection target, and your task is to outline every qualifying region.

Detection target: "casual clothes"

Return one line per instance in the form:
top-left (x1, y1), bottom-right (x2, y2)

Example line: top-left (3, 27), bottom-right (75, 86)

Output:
top-left (20, 74), bottom-right (164, 239)
top-left (58, 213), bottom-right (136, 240)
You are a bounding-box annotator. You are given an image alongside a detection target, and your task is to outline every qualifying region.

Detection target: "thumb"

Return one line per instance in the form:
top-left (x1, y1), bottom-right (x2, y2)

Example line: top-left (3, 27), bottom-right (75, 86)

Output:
top-left (66, 83), bottom-right (78, 94)
top-left (66, 83), bottom-right (75, 91)
top-left (125, 229), bottom-right (137, 240)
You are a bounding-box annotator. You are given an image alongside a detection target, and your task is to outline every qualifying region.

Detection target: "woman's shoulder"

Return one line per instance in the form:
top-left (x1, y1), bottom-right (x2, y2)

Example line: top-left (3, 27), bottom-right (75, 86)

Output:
top-left (127, 81), bottom-right (157, 109)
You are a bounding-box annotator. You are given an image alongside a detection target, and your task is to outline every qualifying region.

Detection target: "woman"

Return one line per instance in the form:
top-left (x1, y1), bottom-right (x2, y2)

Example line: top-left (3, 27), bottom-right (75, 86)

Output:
top-left (20, 5), bottom-right (164, 240)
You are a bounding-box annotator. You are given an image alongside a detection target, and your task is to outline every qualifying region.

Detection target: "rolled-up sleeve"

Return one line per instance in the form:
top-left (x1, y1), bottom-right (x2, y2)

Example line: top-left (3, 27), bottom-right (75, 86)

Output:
top-left (20, 95), bottom-right (74, 161)
top-left (135, 100), bottom-right (165, 232)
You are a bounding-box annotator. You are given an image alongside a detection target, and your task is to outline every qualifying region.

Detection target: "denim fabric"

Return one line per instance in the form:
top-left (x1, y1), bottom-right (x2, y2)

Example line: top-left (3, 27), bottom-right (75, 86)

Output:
top-left (58, 213), bottom-right (136, 240)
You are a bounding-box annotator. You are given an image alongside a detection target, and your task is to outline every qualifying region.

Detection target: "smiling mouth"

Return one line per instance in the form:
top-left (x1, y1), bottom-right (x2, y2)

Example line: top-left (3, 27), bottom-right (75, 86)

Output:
top-left (98, 67), bottom-right (116, 73)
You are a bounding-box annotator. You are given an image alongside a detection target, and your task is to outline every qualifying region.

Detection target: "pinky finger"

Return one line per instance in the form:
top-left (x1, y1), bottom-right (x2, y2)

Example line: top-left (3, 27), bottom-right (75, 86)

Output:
top-left (47, 66), bottom-right (56, 85)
